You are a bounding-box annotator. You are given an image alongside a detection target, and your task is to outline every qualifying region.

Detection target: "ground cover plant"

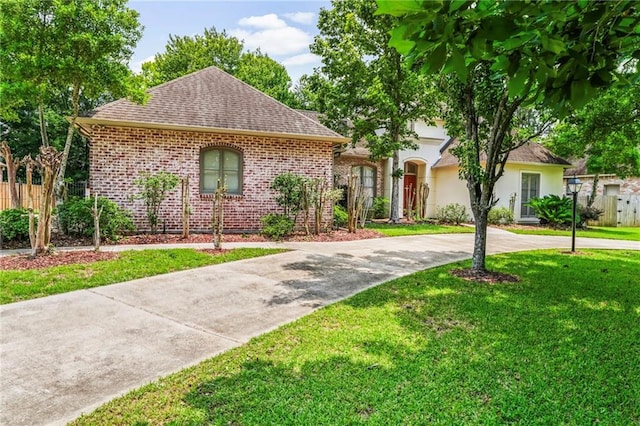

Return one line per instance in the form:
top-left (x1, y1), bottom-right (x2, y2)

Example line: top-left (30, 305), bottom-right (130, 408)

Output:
top-left (502, 226), bottom-right (640, 242)
top-left (72, 249), bottom-right (640, 424)
top-left (366, 222), bottom-right (474, 237)
top-left (0, 248), bottom-right (286, 304)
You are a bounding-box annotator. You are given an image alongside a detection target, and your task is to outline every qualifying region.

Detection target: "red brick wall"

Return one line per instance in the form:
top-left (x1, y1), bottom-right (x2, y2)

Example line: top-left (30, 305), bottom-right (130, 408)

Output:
top-left (89, 126), bottom-right (334, 232)
top-left (334, 155), bottom-right (385, 197)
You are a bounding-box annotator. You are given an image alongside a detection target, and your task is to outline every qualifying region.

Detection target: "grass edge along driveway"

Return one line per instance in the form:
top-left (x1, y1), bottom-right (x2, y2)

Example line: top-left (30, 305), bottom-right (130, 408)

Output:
top-left (503, 225), bottom-right (640, 241)
top-left (71, 249), bottom-right (640, 425)
top-left (0, 248), bottom-right (287, 304)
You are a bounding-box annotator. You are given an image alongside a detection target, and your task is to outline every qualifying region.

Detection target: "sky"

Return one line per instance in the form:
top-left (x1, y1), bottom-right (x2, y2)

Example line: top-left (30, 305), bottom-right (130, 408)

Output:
top-left (128, 0), bottom-right (331, 83)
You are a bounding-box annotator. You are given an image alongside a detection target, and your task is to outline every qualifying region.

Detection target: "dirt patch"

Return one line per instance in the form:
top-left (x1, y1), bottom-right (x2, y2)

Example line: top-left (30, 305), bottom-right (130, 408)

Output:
top-left (451, 268), bottom-right (520, 284)
top-left (1, 251), bottom-right (120, 271)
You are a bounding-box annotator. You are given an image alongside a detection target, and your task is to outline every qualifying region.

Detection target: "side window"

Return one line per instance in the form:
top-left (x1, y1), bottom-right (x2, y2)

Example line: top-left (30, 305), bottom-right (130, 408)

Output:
top-left (352, 165), bottom-right (376, 199)
top-left (200, 148), bottom-right (242, 195)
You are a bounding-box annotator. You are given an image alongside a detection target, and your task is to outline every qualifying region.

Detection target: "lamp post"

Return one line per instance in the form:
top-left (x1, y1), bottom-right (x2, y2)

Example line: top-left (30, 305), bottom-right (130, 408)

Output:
top-left (567, 175), bottom-right (583, 252)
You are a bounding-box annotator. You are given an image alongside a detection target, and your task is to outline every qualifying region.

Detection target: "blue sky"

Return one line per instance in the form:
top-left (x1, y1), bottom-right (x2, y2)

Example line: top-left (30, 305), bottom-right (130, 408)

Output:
top-left (129, 1), bottom-right (331, 82)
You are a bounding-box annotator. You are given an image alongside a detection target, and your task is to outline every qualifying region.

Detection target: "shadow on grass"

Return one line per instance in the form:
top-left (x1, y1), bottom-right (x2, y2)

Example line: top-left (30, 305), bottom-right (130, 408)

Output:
top-left (176, 250), bottom-right (640, 425)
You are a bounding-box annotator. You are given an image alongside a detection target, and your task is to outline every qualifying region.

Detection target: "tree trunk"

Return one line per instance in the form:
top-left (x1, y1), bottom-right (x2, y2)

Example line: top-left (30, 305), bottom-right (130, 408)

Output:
top-left (32, 147), bottom-right (63, 256)
top-left (181, 176), bottom-right (190, 238)
top-left (471, 208), bottom-right (489, 271)
top-left (0, 142), bottom-right (21, 208)
top-left (389, 150), bottom-right (401, 223)
top-left (38, 101), bottom-right (49, 147)
top-left (55, 83), bottom-right (80, 203)
top-left (587, 173), bottom-right (599, 208)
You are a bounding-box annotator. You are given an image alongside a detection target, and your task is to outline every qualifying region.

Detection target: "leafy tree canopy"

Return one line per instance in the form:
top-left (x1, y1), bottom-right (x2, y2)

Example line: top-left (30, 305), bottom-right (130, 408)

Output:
top-left (310, 0), bottom-right (439, 222)
top-left (379, 0), bottom-right (640, 112)
top-left (544, 83), bottom-right (640, 178)
top-left (141, 27), bottom-right (299, 108)
top-left (0, 0), bottom-right (145, 184)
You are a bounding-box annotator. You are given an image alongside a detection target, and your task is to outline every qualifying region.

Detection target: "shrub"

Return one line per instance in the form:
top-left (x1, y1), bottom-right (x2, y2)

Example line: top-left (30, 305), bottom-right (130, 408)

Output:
top-left (132, 171), bottom-right (180, 233)
top-left (0, 208), bottom-right (31, 241)
top-left (488, 206), bottom-right (514, 225)
top-left (526, 195), bottom-right (576, 227)
top-left (371, 197), bottom-right (389, 219)
top-left (270, 172), bottom-right (305, 220)
top-left (578, 205), bottom-right (604, 227)
top-left (333, 205), bottom-right (348, 228)
top-left (436, 203), bottom-right (467, 225)
top-left (260, 213), bottom-right (294, 240)
top-left (58, 196), bottom-right (135, 240)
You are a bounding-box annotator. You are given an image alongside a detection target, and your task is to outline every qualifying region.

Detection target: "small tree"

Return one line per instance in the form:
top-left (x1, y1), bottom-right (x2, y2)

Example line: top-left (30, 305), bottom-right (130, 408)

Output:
top-left (23, 146), bottom-right (63, 256)
top-left (212, 180), bottom-right (227, 250)
top-left (270, 172), bottom-right (305, 222)
top-left (181, 176), bottom-right (191, 239)
top-left (132, 171), bottom-right (179, 234)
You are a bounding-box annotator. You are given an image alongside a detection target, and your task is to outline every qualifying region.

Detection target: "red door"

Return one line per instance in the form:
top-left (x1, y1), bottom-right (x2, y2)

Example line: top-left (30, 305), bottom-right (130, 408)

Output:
top-left (403, 174), bottom-right (417, 210)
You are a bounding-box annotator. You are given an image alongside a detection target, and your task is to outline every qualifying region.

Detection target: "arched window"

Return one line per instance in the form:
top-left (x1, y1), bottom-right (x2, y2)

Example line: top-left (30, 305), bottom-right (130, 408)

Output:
top-left (352, 165), bottom-right (376, 199)
top-left (200, 147), bottom-right (242, 195)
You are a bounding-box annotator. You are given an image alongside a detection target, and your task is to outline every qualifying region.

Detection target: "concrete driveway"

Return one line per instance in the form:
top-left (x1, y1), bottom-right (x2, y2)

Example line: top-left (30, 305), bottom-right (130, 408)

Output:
top-left (1, 230), bottom-right (638, 425)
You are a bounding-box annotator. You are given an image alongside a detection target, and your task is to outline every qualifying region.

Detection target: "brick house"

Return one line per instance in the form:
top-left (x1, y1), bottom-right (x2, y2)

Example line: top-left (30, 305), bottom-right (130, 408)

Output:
top-left (76, 66), bottom-right (347, 232)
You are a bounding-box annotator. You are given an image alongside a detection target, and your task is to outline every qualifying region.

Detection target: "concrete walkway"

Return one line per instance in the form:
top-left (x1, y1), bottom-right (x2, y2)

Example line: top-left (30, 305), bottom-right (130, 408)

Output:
top-left (1, 231), bottom-right (638, 425)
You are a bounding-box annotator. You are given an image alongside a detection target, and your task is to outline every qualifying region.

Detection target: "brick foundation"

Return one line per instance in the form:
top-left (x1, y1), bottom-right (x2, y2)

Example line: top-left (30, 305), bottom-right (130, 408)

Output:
top-left (89, 126), bottom-right (334, 232)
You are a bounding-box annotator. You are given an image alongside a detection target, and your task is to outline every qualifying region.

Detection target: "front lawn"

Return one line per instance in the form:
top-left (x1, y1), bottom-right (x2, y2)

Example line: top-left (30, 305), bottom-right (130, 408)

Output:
top-left (72, 249), bottom-right (640, 425)
top-left (503, 225), bottom-right (640, 241)
top-left (0, 248), bottom-right (286, 304)
top-left (366, 222), bottom-right (474, 236)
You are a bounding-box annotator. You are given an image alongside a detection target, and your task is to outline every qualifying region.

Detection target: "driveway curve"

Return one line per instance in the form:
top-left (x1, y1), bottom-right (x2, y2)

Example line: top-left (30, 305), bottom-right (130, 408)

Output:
top-left (1, 230), bottom-right (638, 425)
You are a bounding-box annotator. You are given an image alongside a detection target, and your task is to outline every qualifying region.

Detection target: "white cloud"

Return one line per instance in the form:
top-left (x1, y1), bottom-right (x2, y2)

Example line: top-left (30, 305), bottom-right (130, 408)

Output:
top-left (284, 12), bottom-right (315, 25)
top-left (130, 55), bottom-right (155, 74)
top-left (238, 13), bottom-right (286, 29)
top-left (282, 53), bottom-right (320, 67)
top-left (231, 14), bottom-right (313, 56)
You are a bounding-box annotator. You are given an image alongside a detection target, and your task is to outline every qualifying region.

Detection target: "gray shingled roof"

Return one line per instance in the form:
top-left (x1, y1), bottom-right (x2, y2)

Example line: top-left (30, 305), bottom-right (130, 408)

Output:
top-left (82, 67), bottom-right (345, 140)
top-left (431, 139), bottom-right (571, 168)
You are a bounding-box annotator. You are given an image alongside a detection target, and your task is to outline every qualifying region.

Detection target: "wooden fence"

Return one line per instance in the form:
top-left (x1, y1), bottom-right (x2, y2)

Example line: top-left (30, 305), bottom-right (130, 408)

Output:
top-left (578, 195), bottom-right (640, 227)
top-left (0, 182), bottom-right (43, 211)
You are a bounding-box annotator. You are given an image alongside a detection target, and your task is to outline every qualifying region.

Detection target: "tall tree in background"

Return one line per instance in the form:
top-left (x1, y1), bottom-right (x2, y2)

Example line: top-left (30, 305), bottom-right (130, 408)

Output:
top-left (1, 0), bottom-right (145, 196)
top-left (310, 0), bottom-right (439, 223)
top-left (380, 0), bottom-right (640, 273)
top-left (142, 27), bottom-right (299, 108)
top-left (544, 83), bottom-right (640, 204)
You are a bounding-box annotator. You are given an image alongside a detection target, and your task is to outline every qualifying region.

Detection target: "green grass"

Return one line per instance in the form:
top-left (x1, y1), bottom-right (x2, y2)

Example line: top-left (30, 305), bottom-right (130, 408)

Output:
top-left (0, 248), bottom-right (286, 304)
top-left (504, 225), bottom-right (640, 241)
top-left (366, 222), bottom-right (474, 236)
top-left (71, 249), bottom-right (640, 425)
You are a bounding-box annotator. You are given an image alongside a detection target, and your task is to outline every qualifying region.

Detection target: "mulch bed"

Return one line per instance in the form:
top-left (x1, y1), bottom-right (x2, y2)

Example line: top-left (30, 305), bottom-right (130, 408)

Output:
top-left (451, 268), bottom-right (520, 284)
top-left (1, 229), bottom-right (384, 271)
top-left (1, 251), bottom-right (120, 271)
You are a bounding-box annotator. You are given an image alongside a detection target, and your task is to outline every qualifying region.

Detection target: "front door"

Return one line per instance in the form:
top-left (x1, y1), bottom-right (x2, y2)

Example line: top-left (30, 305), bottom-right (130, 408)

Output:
top-left (403, 174), bottom-right (417, 211)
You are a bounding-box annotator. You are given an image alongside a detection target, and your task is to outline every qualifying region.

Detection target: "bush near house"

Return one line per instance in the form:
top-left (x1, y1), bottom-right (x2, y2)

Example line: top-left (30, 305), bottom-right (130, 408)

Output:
top-left (436, 203), bottom-right (467, 225)
top-left (333, 205), bottom-right (348, 228)
top-left (371, 197), bottom-right (389, 219)
top-left (57, 196), bottom-right (135, 241)
top-left (0, 208), bottom-right (32, 241)
top-left (260, 213), bottom-right (295, 240)
top-left (526, 195), bottom-right (576, 228)
top-left (488, 206), bottom-right (514, 225)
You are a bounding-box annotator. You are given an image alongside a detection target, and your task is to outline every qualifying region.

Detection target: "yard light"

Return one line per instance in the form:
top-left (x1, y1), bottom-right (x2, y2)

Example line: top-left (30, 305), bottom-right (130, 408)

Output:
top-left (567, 175), bottom-right (583, 252)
